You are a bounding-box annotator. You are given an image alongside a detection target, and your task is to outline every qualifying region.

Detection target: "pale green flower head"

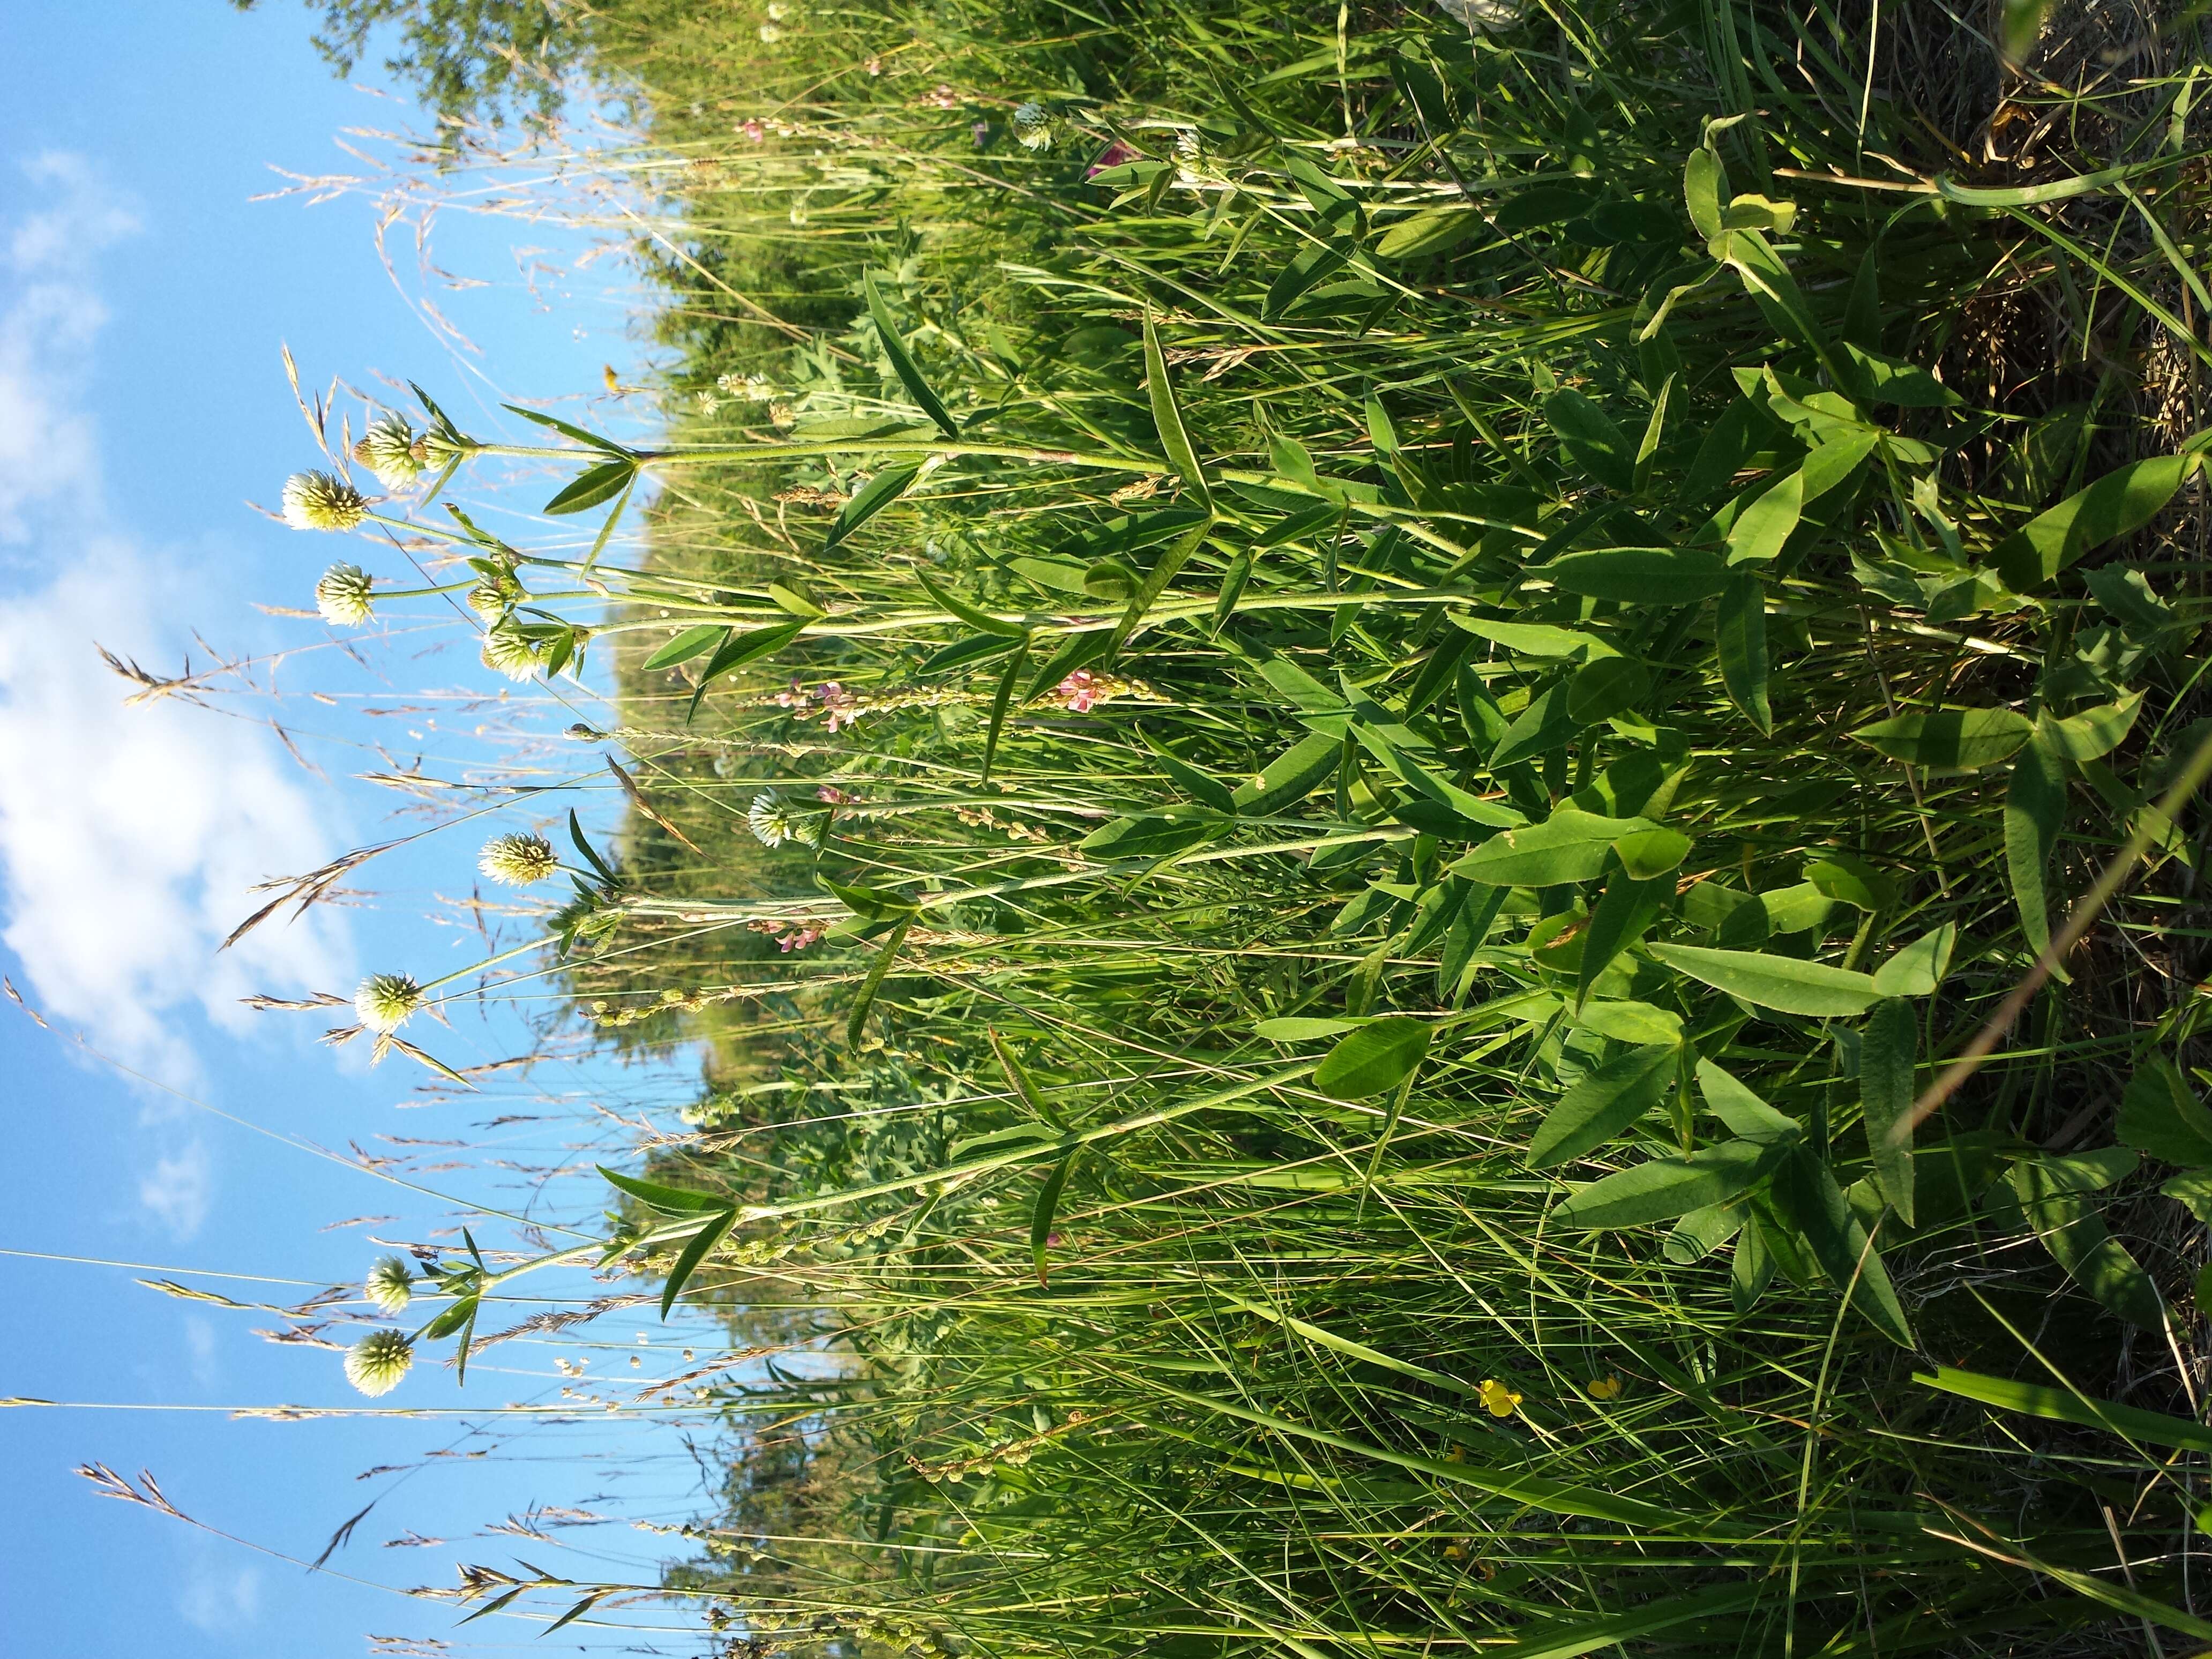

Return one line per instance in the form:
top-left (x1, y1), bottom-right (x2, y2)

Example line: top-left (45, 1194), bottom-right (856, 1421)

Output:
top-left (344, 1329), bottom-right (414, 1396)
top-left (480, 621), bottom-right (542, 682)
top-left (354, 972), bottom-right (422, 1033)
top-left (315, 563), bottom-right (375, 626)
top-left (1013, 102), bottom-right (1057, 151)
top-left (364, 1256), bottom-right (415, 1314)
top-left (352, 412), bottom-right (425, 491)
top-left (748, 790), bottom-right (809, 849)
top-left (281, 470), bottom-right (368, 532)
top-left (480, 832), bottom-right (559, 886)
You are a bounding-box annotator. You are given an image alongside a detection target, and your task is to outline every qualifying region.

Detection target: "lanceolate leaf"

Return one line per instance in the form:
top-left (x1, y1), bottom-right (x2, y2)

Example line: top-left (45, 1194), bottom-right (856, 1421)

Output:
top-left (1529, 1043), bottom-right (1679, 1168)
top-left (1768, 1148), bottom-right (1914, 1346)
top-left (544, 458), bottom-right (637, 517)
top-left (1576, 872), bottom-right (1670, 1010)
top-left (1313, 1015), bottom-right (1432, 1100)
top-left (2004, 736), bottom-right (2066, 960)
top-left (687, 619), bottom-right (809, 723)
top-left (1556, 1139), bottom-right (1786, 1229)
top-left (1870, 924), bottom-right (1957, 997)
top-left (847, 915), bottom-right (915, 1049)
top-left (1991, 451), bottom-right (2198, 590)
top-left (2011, 1156), bottom-right (2164, 1328)
top-left (1142, 315), bottom-right (1214, 514)
top-left (641, 624), bottom-right (726, 672)
top-left (658, 1204), bottom-right (739, 1319)
top-left (1851, 707), bottom-right (2033, 772)
top-left (1860, 998), bottom-right (1917, 1225)
top-left (1919, 1366), bottom-right (2212, 1456)
top-left (1032, 1153), bottom-right (1075, 1287)
top-left (1715, 574), bottom-right (1772, 734)
top-left (600, 1167), bottom-right (730, 1214)
top-left (1648, 943), bottom-right (1880, 1017)
top-left (1451, 809), bottom-right (1655, 888)
top-left (865, 273), bottom-right (961, 438)
top-left (827, 463), bottom-right (922, 550)
top-left (1542, 547), bottom-right (1731, 604)
top-left (2115, 1055), bottom-right (2212, 1167)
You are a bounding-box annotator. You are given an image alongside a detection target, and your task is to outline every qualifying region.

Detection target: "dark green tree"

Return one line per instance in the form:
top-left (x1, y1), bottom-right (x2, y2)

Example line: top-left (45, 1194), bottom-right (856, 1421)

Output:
top-left (231, 0), bottom-right (591, 129)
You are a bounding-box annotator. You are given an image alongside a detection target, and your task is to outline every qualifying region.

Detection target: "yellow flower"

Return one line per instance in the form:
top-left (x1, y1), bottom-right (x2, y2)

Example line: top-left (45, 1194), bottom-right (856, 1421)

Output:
top-left (1588, 1373), bottom-right (1625, 1401)
top-left (1477, 1378), bottom-right (1522, 1419)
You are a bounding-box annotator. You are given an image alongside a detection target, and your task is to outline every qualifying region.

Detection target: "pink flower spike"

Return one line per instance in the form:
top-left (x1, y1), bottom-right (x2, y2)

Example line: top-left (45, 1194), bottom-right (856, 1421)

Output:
top-left (1087, 141), bottom-right (1137, 178)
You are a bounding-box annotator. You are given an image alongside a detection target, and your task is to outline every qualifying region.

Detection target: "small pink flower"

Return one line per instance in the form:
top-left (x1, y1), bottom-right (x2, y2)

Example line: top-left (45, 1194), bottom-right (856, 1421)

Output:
top-left (741, 119), bottom-right (767, 143)
top-left (778, 927), bottom-right (824, 953)
top-left (923, 83), bottom-right (961, 111)
top-left (1056, 670), bottom-right (1100, 713)
top-left (972, 121), bottom-right (991, 148)
top-left (1087, 141), bottom-right (1137, 179)
top-left (816, 785), bottom-right (855, 805)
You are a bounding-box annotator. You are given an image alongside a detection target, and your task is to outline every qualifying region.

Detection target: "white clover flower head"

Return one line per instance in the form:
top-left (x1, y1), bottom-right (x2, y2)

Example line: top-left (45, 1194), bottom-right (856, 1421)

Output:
top-left (766, 2), bottom-right (789, 18)
top-left (748, 790), bottom-right (806, 849)
top-left (354, 972), bottom-right (422, 1034)
top-left (281, 469), bottom-right (368, 532)
top-left (480, 832), bottom-right (559, 886)
top-left (1434, 0), bottom-right (1523, 30)
top-left (481, 621), bottom-right (542, 682)
top-left (352, 412), bottom-right (426, 490)
top-left (1013, 102), bottom-right (1057, 151)
top-left (758, 22), bottom-right (783, 42)
top-left (344, 1329), bottom-right (414, 1396)
top-left (315, 562), bottom-right (375, 626)
top-left (364, 1256), bottom-right (415, 1314)
top-left (466, 580), bottom-right (510, 619)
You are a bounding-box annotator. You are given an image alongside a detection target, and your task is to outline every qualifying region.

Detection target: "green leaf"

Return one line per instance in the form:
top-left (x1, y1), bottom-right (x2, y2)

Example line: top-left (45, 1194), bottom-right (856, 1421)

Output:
top-left (544, 458), bottom-right (637, 517)
top-left (1031, 1153), bottom-right (1075, 1287)
top-left (1991, 451), bottom-right (2197, 590)
top-left (1841, 343), bottom-right (1960, 407)
top-left (1768, 1147), bottom-right (1914, 1346)
top-left (1860, 998), bottom-right (1917, 1225)
top-left (1376, 205), bottom-right (1484, 260)
top-left (1142, 314), bottom-right (1213, 514)
top-left (918, 568), bottom-right (1027, 637)
top-left (1529, 1043), bottom-right (1679, 1168)
top-left (1802, 852), bottom-right (1896, 912)
top-left (1107, 513), bottom-right (1215, 661)
top-left (1715, 574), bottom-right (1771, 734)
top-left (1695, 1059), bottom-right (1801, 1142)
top-left (2117, 1055), bottom-right (2212, 1166)
top-left (1447, 615), bottom-right (1618, 659)
top-left (1683, 145), bottom-right (1725, 242)
top-left (1451, 809), bottom-right (1655, 888)
top-left (1611, 828), bottom-right (1690, 881)
top-left (1576, 873), bottom-right (1671, 1008)
top-left (1575, 999), bottom-right (1682, 1046)
top-left (1232, 730), bottom-right (1344, 816)
top-left (2012, 1155), bottom-right (2164, 1328)
top-left (687, 619), bottom-right (809, 722)
top-left (1257, 1016), bottom-right (1364, 1042)
top-left (1851, 707), bottom-right (2033, 771)
top-left (1870, 924), bottom-right (1957, 997)
top-left (846, 915), bottom-right (914, 1050)
top-left (1489, 681), bottom-right (1579, 768)
top-left (502, 401), bottom-right (631, 456)
top-left (421, 1293), bottom-right (477, 1341)
top-left (1080, 811), bottom-right (1227, 861)
top-left (2164, 1169), bottom-right (2212, 1222)
top-left (2036, 690), bottom-right (2143, 762)
top-left (599, 1167), bottom-right (729, 1213)
top-left (2004, 736), bottom-right (2066, 959)
top-left (659, 1205), bottom-right (739, 1319)
top-left (1544, 388), bottom-right (1635, 493)
top-left (980, 641), bottom-right (1030, 788)
top-left (1649, 943), bottom-right (1881, 1017)
top-left (641, 624), bottom-right (726, 672)
top-left (827, 464), bottom-right (922, 550)
top-left (1313, 1015), bottom-right (1432, 1100)
top-left (1918, 1365), bottom-right (2212, 1456)
top-left (1723, 470), bottom-right (1802, 565)
top-left (1542, 546), bottom-right (1731, 603)
top-left (1566, 655), bottom-right (1647, 724)
top-left (1557, 1139), bottom-right (1786, 1229)
top-left (865, 272), bottom-right (961, 438)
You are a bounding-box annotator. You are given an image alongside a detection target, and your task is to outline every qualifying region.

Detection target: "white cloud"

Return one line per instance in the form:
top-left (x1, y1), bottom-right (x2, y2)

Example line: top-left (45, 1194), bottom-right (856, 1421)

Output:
top-left (178, 1548), bottom-right (262, 1635)
top-left (0, 153), bottom-right (350, 1101)
top-left (138, 1139), bottom-right (215, 1240)
top-left (183, 1311), bottom-right (221, 1385)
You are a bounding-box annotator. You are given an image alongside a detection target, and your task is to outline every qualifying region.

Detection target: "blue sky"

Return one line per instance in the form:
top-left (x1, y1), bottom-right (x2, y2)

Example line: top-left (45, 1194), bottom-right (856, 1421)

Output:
top-left (0, 8), bottom-right (728, 1653)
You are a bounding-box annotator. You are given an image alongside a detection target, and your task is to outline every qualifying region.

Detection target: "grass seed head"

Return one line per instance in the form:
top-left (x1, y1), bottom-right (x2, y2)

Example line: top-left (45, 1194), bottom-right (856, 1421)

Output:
top-left (314, 562), bottom-right (375, 626)
top-left (365, 1255), bottom-right (415, 1314)
top-left (354, 972), bottom-right (422, 1033)
top-left (281, 470), bottom-right (368, 533)
top-left (343, 1328), bottom-right (414, 1396)
top-left (479, 832), bottom-right (559, 886)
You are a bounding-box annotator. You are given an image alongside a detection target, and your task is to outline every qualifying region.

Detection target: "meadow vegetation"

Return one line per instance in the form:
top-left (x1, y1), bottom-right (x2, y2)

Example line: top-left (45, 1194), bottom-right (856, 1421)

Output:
top-left (275, 0), bottom-right (2212, 1650)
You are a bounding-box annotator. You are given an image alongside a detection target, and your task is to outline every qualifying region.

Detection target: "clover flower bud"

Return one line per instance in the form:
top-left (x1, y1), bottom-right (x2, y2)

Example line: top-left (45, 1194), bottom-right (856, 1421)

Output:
top-left (314, 563), bottom-right (376, 626)
top-left (1013, 102), bottom-right (1057, 152)
top-left (480, 621), bottom-right (542, 682)
top-left (479, 832), bottom-right (559, 886)
top-left (352, 412), bottom-right (426, 491)
top-left (281, 470), bottom-right (368, 532)
top-left (343, 1329), bottom-right (415, 1396)
top-left (758, 22), bottom-right (783, 41)
top-left (354, 972), bottom-right (422, 1033)
top-left (365, 1256), bottom-right (415, 1314)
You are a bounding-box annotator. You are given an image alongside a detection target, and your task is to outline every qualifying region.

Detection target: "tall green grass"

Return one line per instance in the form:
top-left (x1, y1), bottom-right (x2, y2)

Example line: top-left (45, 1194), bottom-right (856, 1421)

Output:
top-left (288, 0), bottom-right (2212, 1651)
